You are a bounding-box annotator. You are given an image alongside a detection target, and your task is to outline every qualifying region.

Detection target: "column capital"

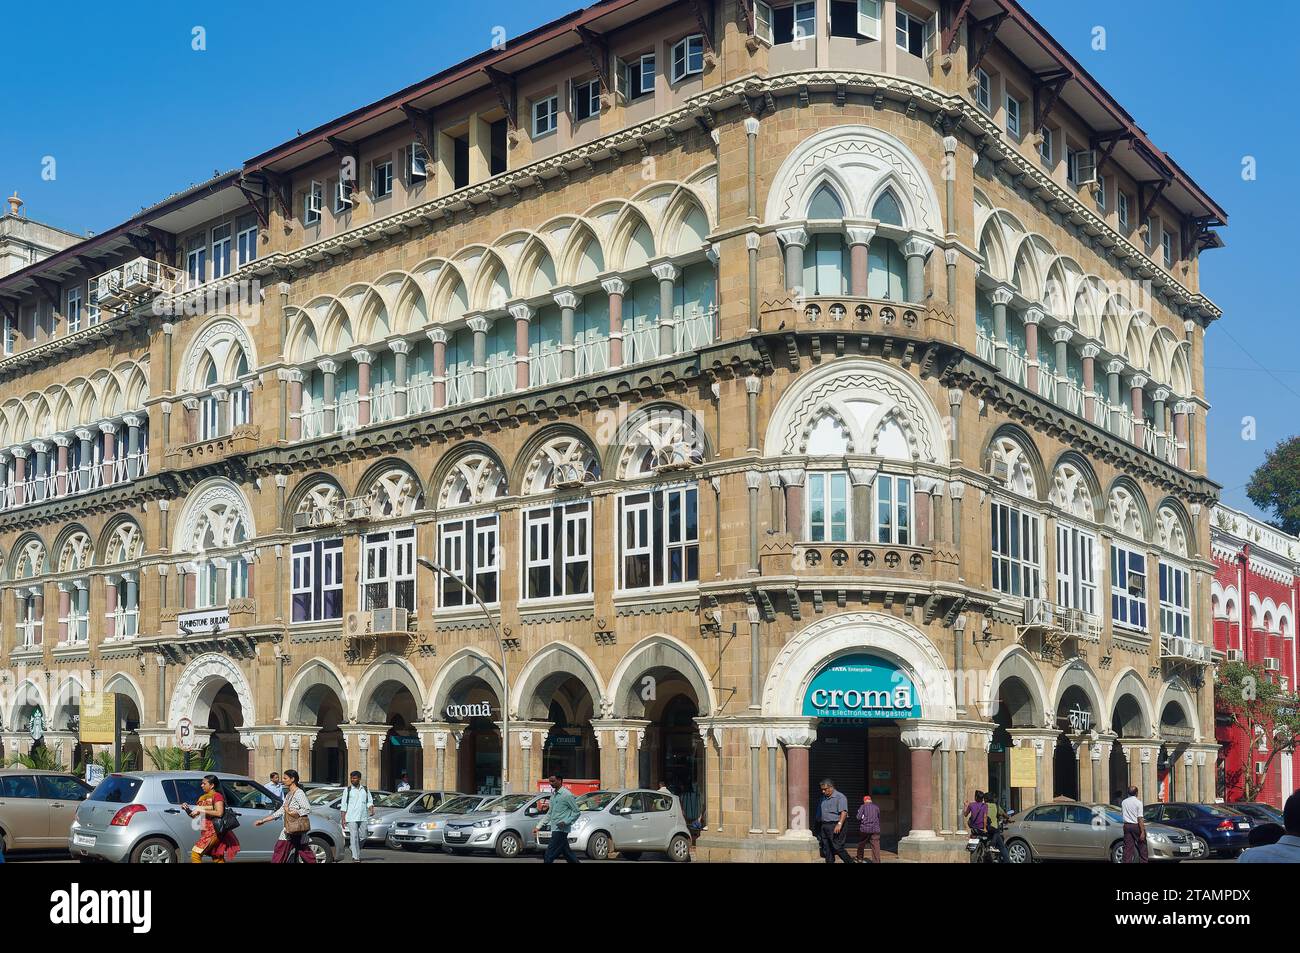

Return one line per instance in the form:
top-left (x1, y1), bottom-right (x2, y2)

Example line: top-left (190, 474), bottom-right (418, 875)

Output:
top-left (350, 348), bottom-right (374, 365)
top-left (1152, 387), bottom-right (1171, 403)
top-left (1173, 401), bottom-right (1196, 416)
top-left (899, 725), bottom-right (947, 751)
top-left (552, 288), bottom-right (579, 310)
top-left (743, 116), bottom-right (761, 136)
top-left (1105, 359), bottom-right (1126, 376)
top-left (388, 338), bottom-right (412, 355)
top-left (122, 413), bottom-right (143, 428)
top-left (706, 242), bottom-right (720, 265)
top-left (278, 368), bottom-right (303, 383)
top-left (316, 358), bottom-right (338, 375)
top-left (1052, 326), bottom-right (1074, 343)
top-left (425, 327), bottom-right (448, 345)
top-left (1081, 343), bottom-right (1101, 360)
top-left (990, 285), bottom-right (1015, 307)
top-left (844, 224), bottom-right (877, 247)
top-left (98, 419), bottom-right (120, 434)
top-left (745, 374), bottom-right (762, 395)
top-left (30, 439), bottom-right (49, 454)
top-left (74, 428), bottom-right (95, 442)
top-left (775, 226), bottom-right (809, 248)
top-left (466, 315), bottom-right (490, 334)
top-left (650, 260), bottom-right (680, 283)
top-left (1130, 374), bottom-right (1149, 389)
top-left (1022, 307), bottom-right (1045, 325)
top-left (600, 275), bottom-right (628, 296)
top-left (507, 302), bottom-right (534, 322)
top-left (902, 235), bottom-right (935, 259)
top-left (210, 388), bottom-right (229, 402)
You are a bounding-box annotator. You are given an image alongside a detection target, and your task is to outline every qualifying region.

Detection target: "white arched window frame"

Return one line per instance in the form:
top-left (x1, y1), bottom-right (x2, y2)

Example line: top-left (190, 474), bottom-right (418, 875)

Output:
top-left (520, 437), bottom-right (598, 602)
top-left (1107, 488), bottom-right (1149, 635)
top-left (359, 467), bottom-right (423, 615)
top-left (1050, 465), bottom-right (1099, 618)
top-left (988, 438), bottom-right (1042, 600)
top-left (436, 455), bottom-right (506, 610)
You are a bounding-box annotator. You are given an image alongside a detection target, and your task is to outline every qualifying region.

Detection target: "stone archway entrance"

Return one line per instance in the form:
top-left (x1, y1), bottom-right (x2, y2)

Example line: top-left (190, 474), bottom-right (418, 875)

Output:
top-left (167, 654), bottom-right (257, 775)
top-left (990, 676), bottom-right (1038, 812)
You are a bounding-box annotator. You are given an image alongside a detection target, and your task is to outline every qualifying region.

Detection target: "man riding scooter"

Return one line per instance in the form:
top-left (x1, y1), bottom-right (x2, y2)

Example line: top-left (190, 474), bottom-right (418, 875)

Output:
top-left (963, 790), bottom-right (1009, 862)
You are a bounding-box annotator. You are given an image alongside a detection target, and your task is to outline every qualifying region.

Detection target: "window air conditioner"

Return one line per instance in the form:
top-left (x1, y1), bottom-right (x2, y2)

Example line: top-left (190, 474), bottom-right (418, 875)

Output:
top-left (342, 497), bottom-right (371, 521)
top-left (1264, 657), bottom-right (1281, 672)
top-left (372, 607), bottom-right (409, 635)
top-left (1226, 648), bottom-right (1244, 662)
top-left (345, 611), bottom-right (372, 639)
top-left (553, 462), bottom-right (589, 489)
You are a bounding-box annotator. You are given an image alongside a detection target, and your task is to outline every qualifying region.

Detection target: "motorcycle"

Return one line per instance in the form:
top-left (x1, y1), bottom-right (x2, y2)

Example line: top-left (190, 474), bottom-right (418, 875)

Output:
top-left (966, 810), bottom-right (1013, 863)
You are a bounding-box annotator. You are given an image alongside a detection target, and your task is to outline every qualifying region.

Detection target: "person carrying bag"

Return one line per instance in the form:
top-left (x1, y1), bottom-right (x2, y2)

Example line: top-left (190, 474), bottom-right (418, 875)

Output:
top-left (256, 768), bottom-right (316, 863)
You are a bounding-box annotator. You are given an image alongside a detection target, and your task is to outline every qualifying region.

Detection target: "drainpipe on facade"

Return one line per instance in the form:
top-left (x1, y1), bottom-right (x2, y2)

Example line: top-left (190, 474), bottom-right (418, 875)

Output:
top-left (1239, 545), bottom-right (1251, 664)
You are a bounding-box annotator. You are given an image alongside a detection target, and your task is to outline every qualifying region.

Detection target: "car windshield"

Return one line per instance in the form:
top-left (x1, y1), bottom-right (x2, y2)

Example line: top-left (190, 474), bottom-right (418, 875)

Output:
top-left (375, 791), bottom-right (422, 808)
top-left (482, 794), bottom-right (535, 813)
top-left (307, 787), bottom-right (343, 805)
top-left (1197, 804), bottom-right (1239, 817)
top-left (577, 791), bottom-right (617, 812)
top-left (436, 795), bottom-right (484, 814)
top-left (88, 776), bottom-right (141, 804)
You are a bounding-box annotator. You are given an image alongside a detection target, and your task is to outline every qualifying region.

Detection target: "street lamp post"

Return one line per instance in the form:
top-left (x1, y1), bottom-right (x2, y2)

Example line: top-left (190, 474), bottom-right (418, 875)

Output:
top-left (416, 556), bottom-right (510, 795)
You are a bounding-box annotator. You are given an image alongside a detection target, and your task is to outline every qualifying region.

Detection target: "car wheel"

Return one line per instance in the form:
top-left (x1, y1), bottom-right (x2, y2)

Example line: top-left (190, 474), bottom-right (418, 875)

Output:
top-left (667, 834), bottom-right (691, 863)
top-left (586, 831), bottom-right (611, 860)
top-left (1110, 841), bottom-right (1126, 864)
top-left (495, 831), bottom-right (522, 858)
top-left (131, 838), bottom-right (177, 864)
top-left (308, 836), bottom-right (333, 864)
top-left (1189, 836), bottom-right (1207, 860)
top-left (1005, 839), bottom-right (1033, 864)
top-left (621, 851), bottom-right (643, 861)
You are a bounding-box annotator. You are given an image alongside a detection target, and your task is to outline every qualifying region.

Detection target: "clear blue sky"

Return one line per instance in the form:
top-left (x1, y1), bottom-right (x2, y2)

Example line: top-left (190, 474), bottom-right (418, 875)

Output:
top-left (2, 1), bottom-right (1292, 520)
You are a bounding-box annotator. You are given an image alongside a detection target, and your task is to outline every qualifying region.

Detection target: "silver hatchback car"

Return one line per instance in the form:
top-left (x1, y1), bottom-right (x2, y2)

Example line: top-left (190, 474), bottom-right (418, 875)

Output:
top-left (537, 789), bottom-right (692, 861)
top-left (69, 772), bottom-right (347, 863)
top-left (386, 793), bottom-right (493, 851)
top-left (1003, 801), bottom-right (1193, 863)
top-left (441, 792), bottom-right (551, 858)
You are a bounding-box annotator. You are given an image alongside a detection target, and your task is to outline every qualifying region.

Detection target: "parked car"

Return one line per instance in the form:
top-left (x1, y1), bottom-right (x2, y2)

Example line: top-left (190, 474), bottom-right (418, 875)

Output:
top-left (536, 788), bottom-right (692, 862)
top-left (1142, 802), bottom-right (1253, 859)
top-left (385, 792), bottom-right (494, 851)
top-left (440, 792), bottom-right (553, 857)
top-left (0, 769), bottom-right (94, 854)
top-left (1227, 802), bottom-right (1284, 825)
top-left (1004, 801), bottom-right (1193, 863)
top-left (358, 790), bottom-right (457, 847)
top-left (307, 786), bottom-right (393, 811)
top-left (69, 772), bottom-right (346, 863)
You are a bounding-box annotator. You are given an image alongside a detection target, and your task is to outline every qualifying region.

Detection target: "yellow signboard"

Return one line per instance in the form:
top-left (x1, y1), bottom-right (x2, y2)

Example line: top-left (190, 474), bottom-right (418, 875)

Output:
top-left (79, 692), bottom-right (117, 745)
top-left (1009, 746), bottom-right (1037, 789)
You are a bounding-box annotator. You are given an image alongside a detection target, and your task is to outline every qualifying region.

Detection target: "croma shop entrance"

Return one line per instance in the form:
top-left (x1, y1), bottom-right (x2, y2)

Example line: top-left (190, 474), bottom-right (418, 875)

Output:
top-left (808, 721), bottom-right (908, 847)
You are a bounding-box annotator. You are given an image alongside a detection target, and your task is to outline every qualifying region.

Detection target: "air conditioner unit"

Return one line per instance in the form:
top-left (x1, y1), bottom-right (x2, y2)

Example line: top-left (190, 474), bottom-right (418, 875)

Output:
top-left (96, 271), bottom-right (124, 307)
top-left (653, 443), bottom-right (701, 473)
top-left (552, 462), bottom-right (589, 489)
top-left (1264, 657), bottom-right (1281, 672)
top-left (1226, 648), bottom-right (1244, 662)
top-left (121, 257), bottom-right (154, 294)
top-left (1023, 599), bottom-right (1054, 627)
top-left (344, 611), bottom-right (372, 639)
top-left (990, 452), bottom-right (1010, 483)
top-left (372, 607), bottom-right (409, 634)
top-left (342, 497), bottom-right (371, 521)
top-left (1127, 572), bottom-right (1145, 597)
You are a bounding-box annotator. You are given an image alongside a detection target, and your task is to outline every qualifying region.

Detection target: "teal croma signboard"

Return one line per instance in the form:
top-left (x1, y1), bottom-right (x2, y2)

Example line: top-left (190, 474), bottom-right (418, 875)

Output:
top-left (802, 653), bottom-right (921, 719)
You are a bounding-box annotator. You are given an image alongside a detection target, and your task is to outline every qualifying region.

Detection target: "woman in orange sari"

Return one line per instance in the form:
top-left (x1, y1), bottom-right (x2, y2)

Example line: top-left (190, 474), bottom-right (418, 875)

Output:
top-left (184, 774), bottom-right (241, 863)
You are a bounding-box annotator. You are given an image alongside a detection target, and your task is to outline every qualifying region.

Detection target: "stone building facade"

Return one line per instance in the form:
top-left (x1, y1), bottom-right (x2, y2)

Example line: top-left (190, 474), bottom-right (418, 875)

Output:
top-left (0, 0), bottom-right (1226, 861)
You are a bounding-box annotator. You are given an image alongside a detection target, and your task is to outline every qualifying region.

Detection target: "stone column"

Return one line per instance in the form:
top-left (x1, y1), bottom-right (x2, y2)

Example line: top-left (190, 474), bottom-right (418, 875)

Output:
top-left (745, 375), bottom-right (761, 452)
top-left (183, 397), bottom-right (199, 443)
top-left (390, 339), bottom-right (410, 417)
top-left (352, 349), bottom-right (373, 426)
top-left (1152, 388), bottom-right (1169, 456)
top-left (53, 435), bottom-right (70, 496)
top-left (846, 225), bottom-right (876, 297)
top-left (468, 316), bottom-right (489, 399)
top-left (285, 370), bottom-right (304, 441)
top-left (778, 727), bottom-right (817, 838)
top-left (1130, 374), bottom-right (1148, 445)
top-left (748, 727), bottom-right (764, 833)
top-left (900, 726), bottom-right (943, 840)
top-left (554, 290), bottom-right (578, 379)
top-left (509, 303), bottom-right (533, 390)
top-left (1081, 344), bottom-right (1100, 419)
top-left (744, 116), bottom-right (760, 221)
top-left (602, 277), bottom-right (626, 369)
top-left (317, 359), bottom-right (337, 434)
top-left (849, 467), bottom-right (877, 542)
top-left (1106, 360), bottom-right (1125, 431)
top-left (991, 286), bottom-right (1013, 373)
top-left (57, 583), bottom-right (72, 643)
top-left (1023, 308), bottom-right (1043, 392)
top-left (427, 328), bottom-right (447, 410)
top-left (212, 388), bottom-right (231, 437)
top-left (902, 236), bottom-right (934, 303)
top-left (768, 472), bottom-right (784, 533)
top-left (98, 421), bottom-right (117, 485)
top-left (782, 469), bottom-right (806, 541)
top-left (652, 261), bottom-right (679, 357)
top-left (746, 470), bottom-right (762, 574)
top-left (31, 440), bottom-right (48, 501)
top-left (31, 586), bottom-right (45, 644)
top-left (1053, 327), bottom-right (1073, 396)
top-left (104, 575), bottom-right (119, 640)
top-left (123, 415), bottom-right (143, 479)
top-left (777, 227), bottom-right (809, 296)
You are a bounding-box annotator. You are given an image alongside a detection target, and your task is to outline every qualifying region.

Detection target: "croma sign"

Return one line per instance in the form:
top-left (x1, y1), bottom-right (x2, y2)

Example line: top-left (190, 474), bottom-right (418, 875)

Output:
top-left (445, 701), bottom-right (493, 720)
top-left (802, 653), bottom-right (921, 719)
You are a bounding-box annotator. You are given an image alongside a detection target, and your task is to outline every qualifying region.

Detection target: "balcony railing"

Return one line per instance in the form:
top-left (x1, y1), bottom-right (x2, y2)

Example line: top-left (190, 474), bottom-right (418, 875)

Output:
top-left (976, 331), bottom-right (995, 363)
top-left (0, 447), bottom-right (149, 513)
top-left (574, 337), bottom-right (611, 376)
top-left (163, 424), bottom-right (260, 470)
top-left (1037, 370), bottom-right (1057, 402)
top-left (447, 369), bottom-right (475, 406)
top-left (92, 257), bottom-right (184, 314)
top-left (1004, 349), bottom-right (1027, 387)
top-left (1057, 379), bottom-right (1085, 416)
top-left (529, 347), bottom-right (563, 388)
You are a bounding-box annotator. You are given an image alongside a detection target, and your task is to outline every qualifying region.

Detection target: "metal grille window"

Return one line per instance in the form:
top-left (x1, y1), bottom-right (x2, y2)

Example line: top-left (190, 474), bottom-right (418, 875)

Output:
top-left (618, 487), bottom-right (699, 590)
top-left (439, 516), bottom-right (499, 607)
top-left (1055, 523), bottom-right (1097, 615)
top-left (362, 528), bottom-right (416, 611)
top-left (1159, 562), bottom-right (1190, 639)
top-left (291, 538), bottom-right (343, 623)
top-left (874, 474), bottom-right (912, 545)
top-left (991, 501), bottom-right (1041, 598)
top-left (1110, 544), bottom-right (1147, 632)
top-left (808, 471), bottom-right (849, 543)
top-left (523, 502), bottom-right (592, 600)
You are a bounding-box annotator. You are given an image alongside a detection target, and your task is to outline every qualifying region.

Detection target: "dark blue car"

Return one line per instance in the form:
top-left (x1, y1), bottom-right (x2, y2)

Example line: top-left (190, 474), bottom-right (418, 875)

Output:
top-left (1142, 802), bottom-right (1253, 858)
top-left (1228, 802), bottom-right (1284, 825)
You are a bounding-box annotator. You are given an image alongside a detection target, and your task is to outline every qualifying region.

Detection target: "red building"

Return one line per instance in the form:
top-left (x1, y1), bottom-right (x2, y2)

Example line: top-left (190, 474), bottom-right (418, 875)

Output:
top-left (1211, 505), bottom-right (1300, 806)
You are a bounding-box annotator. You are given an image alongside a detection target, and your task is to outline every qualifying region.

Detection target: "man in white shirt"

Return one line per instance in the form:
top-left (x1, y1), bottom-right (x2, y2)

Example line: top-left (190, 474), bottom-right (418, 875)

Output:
top-left (1120, 786), bottom-right (1147, 863)
top-left (266, 772), bottom-right (284, 800)
top-left (1239, 791), bottom-right (1300, 863)
top-left (339, 771), bottom-right (375, 862)
top-left (396, 772), bottom-right (412, 792)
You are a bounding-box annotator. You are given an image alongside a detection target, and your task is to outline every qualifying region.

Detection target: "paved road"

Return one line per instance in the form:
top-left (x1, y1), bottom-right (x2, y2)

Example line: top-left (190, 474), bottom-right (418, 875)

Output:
top-left (3, 845), bottom-right (673, 864)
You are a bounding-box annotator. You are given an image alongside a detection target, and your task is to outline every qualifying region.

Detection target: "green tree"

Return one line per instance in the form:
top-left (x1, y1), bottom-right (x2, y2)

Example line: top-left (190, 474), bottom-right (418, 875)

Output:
top-left (1216, 660), bottom-right (1300, 801)
top-left (1246, 436), bottom-right (1300, 534)
top-left (77, 748), bottom-right (137, 778)
top-left (144, 745), bottom-right (214, 771)
top-left (5, 745), bottom-right (66, 771)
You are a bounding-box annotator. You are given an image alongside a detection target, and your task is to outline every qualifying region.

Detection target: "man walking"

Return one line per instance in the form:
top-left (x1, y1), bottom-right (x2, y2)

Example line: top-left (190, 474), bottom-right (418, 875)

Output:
top-left (855, 794), bottom-right (881, 863)
top-left (267, 772), bottom-right (284, 800)
top-left (817, 779), bottom-right (855, 863)
top-left (536, 775), bottom-right (581, 863)
top-left (1121, 785), bottom-right (1148, 863)
top-left (339, 770), bottom-right (375, 862)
